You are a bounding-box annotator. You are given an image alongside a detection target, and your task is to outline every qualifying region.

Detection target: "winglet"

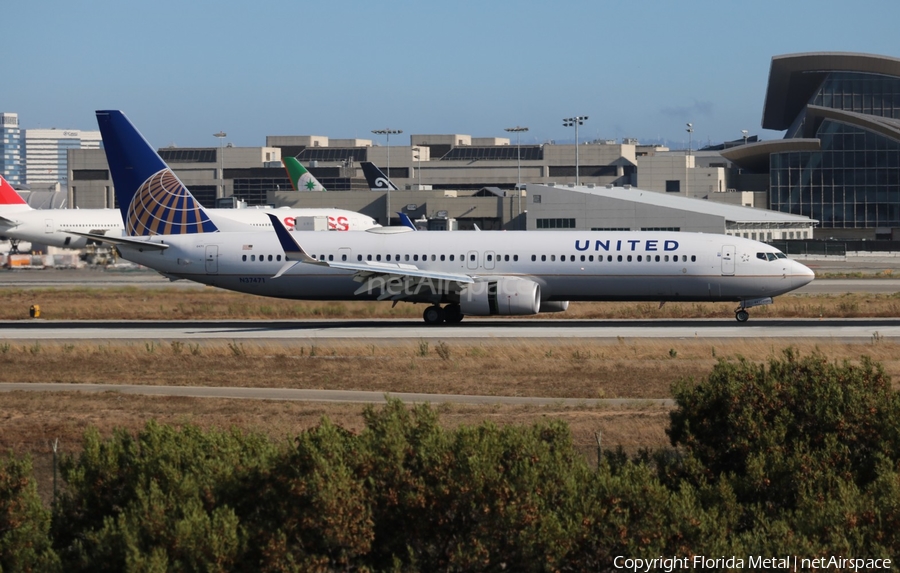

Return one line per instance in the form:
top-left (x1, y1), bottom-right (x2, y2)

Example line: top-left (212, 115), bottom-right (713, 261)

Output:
top-left (397, 212), bottom-right (418, 231)
top-left (282, 157), bottom-right (325, 191)
top-left (361, 162), bottom-right (399, 191)
top-left (266, 213), bottom-right (324, 264)
top-left (0, 174), bottom-right (27, 206)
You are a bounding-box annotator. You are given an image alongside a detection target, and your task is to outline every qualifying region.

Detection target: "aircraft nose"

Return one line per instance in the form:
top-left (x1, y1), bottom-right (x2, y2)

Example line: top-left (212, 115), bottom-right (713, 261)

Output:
top-left (791, 260), bottom-right (815, 288)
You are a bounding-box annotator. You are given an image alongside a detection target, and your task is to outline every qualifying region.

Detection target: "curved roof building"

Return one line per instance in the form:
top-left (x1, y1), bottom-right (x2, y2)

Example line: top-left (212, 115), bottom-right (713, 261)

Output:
top-left (723, 52), bottom-right (900, 236)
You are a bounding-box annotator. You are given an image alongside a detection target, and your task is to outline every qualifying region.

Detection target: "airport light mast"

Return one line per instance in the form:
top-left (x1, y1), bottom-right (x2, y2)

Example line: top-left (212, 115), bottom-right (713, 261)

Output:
top-left (563, 116), bottom-right (588, 186)
top-left (372, 128), bottom-right (403, 225)
top-left (213, 131), bottom-right (226, 199)
top-left (505, 125), bottom-right (529, 229)
top-left (412, 147), bottom-right (422, 189)
top-left (685, 122), bottom-right (693, 197)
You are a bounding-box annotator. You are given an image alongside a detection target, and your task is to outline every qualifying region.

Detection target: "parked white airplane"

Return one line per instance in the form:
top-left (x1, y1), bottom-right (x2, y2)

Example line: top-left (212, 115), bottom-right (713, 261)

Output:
top-left (84, 110), bottom-right (814, 324)
top-left (0, 173), bottom-right (379, 251)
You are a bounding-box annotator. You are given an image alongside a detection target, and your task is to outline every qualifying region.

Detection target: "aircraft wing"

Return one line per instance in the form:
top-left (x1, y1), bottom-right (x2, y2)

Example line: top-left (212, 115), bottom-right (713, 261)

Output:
top-left (267, 213), bottom-right (474, 300)
top-left (66, 231), bottom-right (170, 251)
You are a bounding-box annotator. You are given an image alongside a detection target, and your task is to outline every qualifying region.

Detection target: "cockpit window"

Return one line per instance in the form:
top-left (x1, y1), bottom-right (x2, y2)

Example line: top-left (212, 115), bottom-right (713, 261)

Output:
top-left (757, 252), bottom-right (780, 262)
top-left (775, 252), bottom-right (787, 259)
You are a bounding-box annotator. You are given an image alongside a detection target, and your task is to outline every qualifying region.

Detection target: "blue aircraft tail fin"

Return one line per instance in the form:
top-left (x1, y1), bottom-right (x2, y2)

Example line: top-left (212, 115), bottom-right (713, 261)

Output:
top-left (397, 212), bottom-right (418, 231)
top-left (95, 110), bottom-right (218, 236)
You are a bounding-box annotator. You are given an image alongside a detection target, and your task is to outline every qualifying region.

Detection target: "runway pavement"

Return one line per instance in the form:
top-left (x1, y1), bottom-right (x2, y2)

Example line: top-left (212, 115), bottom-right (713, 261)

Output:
top-left (1, 317), bottom-right (898, 342)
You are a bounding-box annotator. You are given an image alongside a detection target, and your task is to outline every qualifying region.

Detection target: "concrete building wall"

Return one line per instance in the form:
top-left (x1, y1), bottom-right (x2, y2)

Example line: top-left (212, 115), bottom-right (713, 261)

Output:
top-left (542, 143), bottom-right (637, 167)
top-left (637, 154), bottom-right (727, 198)
top-left (410, 134), bottom-right (472, 147)
top-left (68, 148), bottom-right (114, 209)
top-left (525, 184), bottom-right (725, 233)
top-left (472, 137), bottom-right (510, 146)
top-left (266, 135), bottom-right (328, 148)
top-left (330, 138), bottom-right (373, 147)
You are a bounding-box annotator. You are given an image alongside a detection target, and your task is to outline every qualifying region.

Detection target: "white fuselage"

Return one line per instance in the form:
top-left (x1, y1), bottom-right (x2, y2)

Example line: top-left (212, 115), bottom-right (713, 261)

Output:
top-left (112, 229), bottom-right (815, 305)
top-left (0, 207), bottom-right (378, 250)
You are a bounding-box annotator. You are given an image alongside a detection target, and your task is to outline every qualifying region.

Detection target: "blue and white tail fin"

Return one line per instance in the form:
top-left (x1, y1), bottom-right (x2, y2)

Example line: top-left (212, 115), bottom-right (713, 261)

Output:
top-left (397, 212), bottom-right (418, 231)
top-left (95, 110), bottom-right (219, 236)
top-left (361, 161), bottom-right (399, 191)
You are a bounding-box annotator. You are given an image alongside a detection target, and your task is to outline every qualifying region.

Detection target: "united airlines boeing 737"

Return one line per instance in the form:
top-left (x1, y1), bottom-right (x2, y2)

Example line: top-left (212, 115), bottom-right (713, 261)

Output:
top-left (0, 174), bottom-right (379, 251)
top-left (87, 110), bottom-right (814, 324)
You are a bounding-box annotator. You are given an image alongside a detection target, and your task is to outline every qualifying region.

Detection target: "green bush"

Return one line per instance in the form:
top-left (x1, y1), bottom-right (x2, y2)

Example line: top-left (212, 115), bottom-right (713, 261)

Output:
top-left (666, 348), bottom-right (900, 556)
top-left (0, 453), bottom-right (59, 572)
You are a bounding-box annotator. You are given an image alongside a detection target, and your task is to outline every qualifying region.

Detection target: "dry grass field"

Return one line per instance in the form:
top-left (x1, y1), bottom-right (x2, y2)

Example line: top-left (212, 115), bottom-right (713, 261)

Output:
top-left (2, 285), bottom-right (900, 320)
top-left (2, 285), bottom-right (899, 502)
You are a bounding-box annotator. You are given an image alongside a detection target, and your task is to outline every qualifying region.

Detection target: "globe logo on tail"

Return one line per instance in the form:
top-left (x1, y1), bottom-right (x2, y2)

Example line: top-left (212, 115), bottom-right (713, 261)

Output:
top-left (126, 169), bottom-right (218, 236)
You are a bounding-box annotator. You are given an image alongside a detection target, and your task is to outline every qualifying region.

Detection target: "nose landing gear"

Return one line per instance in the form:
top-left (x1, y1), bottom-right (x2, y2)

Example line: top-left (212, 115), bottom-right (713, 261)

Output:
top-left (734, 297), bottom-right (773, 323)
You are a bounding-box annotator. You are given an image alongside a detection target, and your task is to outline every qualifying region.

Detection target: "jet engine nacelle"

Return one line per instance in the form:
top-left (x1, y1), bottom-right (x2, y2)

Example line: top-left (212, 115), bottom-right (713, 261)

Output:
top-left (459, 277), bottom-right (541, 316)
top-left (539, 300), bottom-right (569, 313)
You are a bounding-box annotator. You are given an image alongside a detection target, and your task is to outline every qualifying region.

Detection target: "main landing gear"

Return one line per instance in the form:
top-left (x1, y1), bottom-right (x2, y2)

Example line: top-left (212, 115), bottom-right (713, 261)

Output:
top-left (735, 309), bottom-right (750, 323)
top-left (423, 304), bottom-right (464, 325)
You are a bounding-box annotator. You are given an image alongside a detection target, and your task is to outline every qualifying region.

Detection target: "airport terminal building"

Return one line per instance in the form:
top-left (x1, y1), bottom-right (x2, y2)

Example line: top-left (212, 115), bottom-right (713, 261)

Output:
top-left (723, 52), bottom-right (900, 239)
top-left (53, 51), bottom-right (900, 238)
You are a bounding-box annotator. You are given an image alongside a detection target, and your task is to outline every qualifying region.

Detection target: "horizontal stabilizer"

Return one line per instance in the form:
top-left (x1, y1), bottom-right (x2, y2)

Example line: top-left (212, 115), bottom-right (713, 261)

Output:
top-left (66, 231), bottom-right (170, 251)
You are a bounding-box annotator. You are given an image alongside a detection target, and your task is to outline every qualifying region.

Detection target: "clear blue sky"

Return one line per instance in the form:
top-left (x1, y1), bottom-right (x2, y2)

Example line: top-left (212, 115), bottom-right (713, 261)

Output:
top-left (6, 0), bottom-right (900, 149)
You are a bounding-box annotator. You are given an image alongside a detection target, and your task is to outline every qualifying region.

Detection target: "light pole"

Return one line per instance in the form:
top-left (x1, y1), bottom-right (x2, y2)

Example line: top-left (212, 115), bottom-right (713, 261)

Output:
top-left (504, 125), bottom-right (529, 228)
top-left (741, 129), bottom-right (749, 146)
top-left (372, 128), bottom-right (402, 224)
top-left (685, 123), bottom-right (693, 197)
top-left (412, 147), bottom-right (422, 189)
top-left (563, 116), bottom-right (588, 186)
top-left (213, 131), bottom-right (226, 199)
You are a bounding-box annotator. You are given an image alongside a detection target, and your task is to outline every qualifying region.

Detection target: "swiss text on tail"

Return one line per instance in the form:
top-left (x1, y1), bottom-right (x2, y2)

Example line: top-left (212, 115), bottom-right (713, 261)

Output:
top-left (96, 110), bottom-right (218, 236)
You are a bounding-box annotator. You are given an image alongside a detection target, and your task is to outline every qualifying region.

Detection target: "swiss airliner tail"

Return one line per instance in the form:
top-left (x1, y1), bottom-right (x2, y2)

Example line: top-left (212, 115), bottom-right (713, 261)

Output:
top-left (95, 110), bottom-right (219, 236)
top-left (282, 157), bottom-right (326, 191)
top-left (0, 174), bottom-right (29, 209)
top-left (361, 161), bottom-right (399, 191)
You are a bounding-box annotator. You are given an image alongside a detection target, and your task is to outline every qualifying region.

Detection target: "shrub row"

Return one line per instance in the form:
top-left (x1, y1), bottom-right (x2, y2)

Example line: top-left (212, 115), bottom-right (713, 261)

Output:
top-left (1, 350), bottom-right (898, 571)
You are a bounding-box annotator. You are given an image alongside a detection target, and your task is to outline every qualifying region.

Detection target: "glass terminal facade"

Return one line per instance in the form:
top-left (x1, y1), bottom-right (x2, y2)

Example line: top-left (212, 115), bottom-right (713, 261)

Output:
top-left (769, 70), bottom-right (900, 232)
